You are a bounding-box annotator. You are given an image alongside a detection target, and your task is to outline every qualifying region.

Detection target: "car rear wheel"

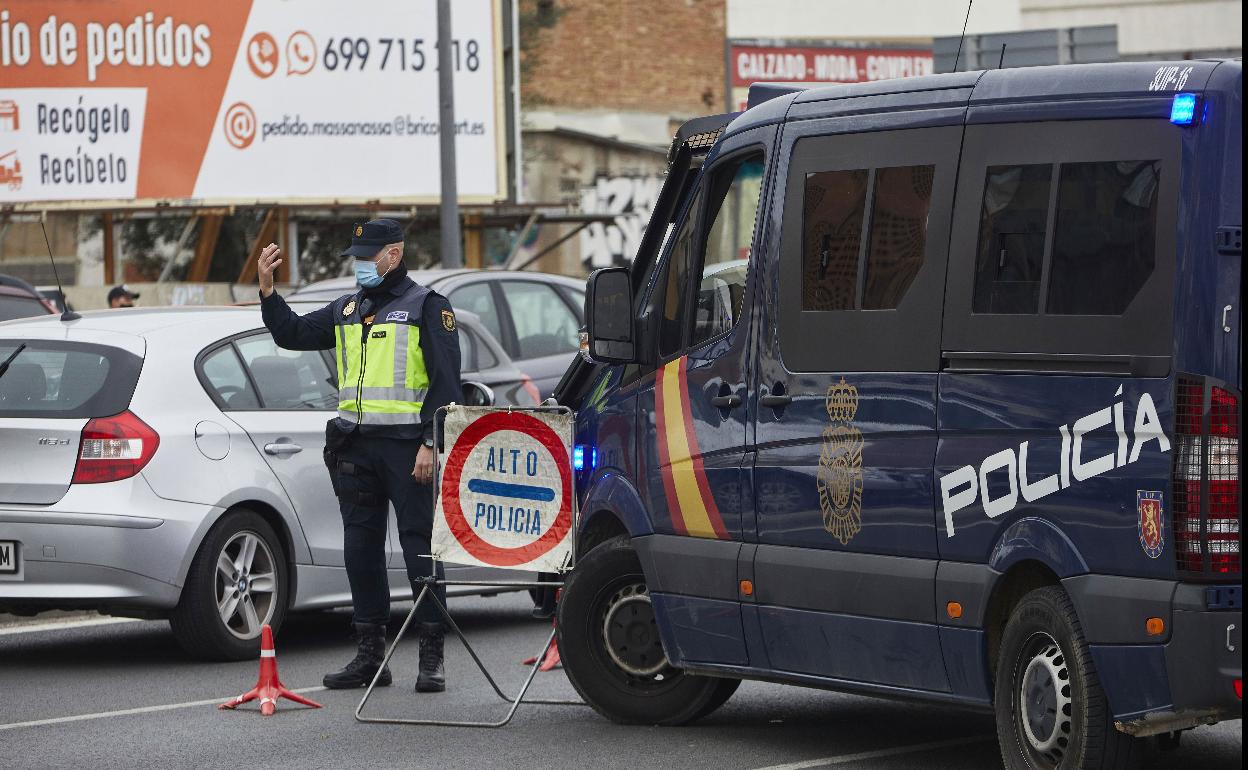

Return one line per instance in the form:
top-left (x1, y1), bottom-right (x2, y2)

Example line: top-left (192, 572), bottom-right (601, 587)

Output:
top-left (170, 509), bottom-right (288, 661)
top-left (995, 586), bottom-right (1142, 770)
top-left (557, 535), bottom-right (740, 725)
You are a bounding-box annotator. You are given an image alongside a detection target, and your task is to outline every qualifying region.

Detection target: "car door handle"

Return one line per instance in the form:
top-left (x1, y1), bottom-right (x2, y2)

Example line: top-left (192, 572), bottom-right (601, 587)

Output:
top-left (760, 393), bottom-right (792, 408)
top-left (264, 442), bottom-right (303, 456)
top-left (710, 394), bottom-right (742, 409)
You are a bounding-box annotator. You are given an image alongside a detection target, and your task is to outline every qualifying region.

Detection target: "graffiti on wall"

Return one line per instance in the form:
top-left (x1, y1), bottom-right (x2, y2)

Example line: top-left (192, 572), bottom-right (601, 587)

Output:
top-left (579, 175), bottom-right (662, 268)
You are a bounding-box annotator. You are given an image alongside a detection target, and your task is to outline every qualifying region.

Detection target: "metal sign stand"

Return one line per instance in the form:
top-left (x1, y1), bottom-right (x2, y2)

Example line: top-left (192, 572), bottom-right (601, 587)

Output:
top-left (355, 405), bottom-right (583, 728)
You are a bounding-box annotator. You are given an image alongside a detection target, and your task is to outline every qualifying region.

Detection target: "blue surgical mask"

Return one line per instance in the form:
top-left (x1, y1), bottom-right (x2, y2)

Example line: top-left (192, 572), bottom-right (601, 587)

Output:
top-left (354, 258), bottom-right (384, 288)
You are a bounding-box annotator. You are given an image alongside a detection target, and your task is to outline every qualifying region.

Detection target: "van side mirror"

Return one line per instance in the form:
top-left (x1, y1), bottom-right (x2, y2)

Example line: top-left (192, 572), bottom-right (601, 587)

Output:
top-left (461, 381), bottom-right (495, 407)
top-left (585, 267), bottom-right (635, 364)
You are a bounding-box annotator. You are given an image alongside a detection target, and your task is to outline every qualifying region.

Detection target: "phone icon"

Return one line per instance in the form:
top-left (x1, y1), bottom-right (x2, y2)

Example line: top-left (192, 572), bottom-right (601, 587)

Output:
top-left (247, 32), bottom-right (279, 79)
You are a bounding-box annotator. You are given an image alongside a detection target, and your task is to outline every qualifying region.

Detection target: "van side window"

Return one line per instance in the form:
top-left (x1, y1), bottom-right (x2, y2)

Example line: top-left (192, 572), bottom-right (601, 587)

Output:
top-left (1047, 160), bottom-right (1160, 315)
top-left (942, 120), bottom-right (1178, 362)
top-left (802, 165), bottom-right (935, 312)
top-left (692, 155), bottom-right (765, 347)
top-left (658, 189), bottom-right (701, 359)
top-left (863, 165), bottom-right (936, 309)
top-left (972, 165), bottom-right (1052, 314)
top-left (778, 125), bottom-right (961, 372)
top-left (803, 169), bottom-right (867, 311)
top-left (970, 159), bottom-right (1160, 316)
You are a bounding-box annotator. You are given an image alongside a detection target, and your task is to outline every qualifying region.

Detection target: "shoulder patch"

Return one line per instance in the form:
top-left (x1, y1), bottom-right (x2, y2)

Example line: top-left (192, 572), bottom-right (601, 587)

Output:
top-left (343, 299), bottom-right (357, 317)
top-left (441, 308), bottom-right (456, 332)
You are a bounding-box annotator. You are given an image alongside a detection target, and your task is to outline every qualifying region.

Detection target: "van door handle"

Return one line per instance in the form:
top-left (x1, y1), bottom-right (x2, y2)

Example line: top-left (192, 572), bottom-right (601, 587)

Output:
top-left (710, 394), bottom-right (742, 409)
top-left (264, 442), bottom-right (303, 456)
top-left (760, 393), bottom-right (792, 408)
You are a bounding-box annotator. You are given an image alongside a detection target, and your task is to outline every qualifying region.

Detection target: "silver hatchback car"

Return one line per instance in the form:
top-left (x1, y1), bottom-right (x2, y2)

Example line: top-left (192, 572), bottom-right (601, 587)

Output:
top-left (0, 304), bottom-right (531, 660)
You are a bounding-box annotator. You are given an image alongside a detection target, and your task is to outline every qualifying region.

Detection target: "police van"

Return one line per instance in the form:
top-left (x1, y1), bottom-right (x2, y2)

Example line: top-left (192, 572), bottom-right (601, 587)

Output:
top-left (552, 60), bottom-right (1242, 769)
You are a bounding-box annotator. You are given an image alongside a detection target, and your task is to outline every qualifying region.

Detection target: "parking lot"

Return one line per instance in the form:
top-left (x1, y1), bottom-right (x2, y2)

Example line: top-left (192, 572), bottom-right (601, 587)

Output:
top-left (0, 594), bottom-right (1240, 769)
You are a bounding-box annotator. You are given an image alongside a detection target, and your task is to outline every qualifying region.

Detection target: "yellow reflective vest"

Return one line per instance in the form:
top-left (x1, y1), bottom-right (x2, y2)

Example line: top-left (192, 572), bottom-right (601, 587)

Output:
top-left (333, 284), bottom-right (431, 428)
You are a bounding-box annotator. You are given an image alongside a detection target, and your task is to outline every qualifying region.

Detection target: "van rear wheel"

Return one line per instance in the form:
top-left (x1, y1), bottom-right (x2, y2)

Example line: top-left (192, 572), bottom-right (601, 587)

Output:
top-left (557, 535), bottom-right (740, 725)
top-left (995, 586), bottom-right (1142, 770)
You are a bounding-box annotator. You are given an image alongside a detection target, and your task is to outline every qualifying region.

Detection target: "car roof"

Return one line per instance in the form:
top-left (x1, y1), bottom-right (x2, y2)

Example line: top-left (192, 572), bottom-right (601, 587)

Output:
top-left (0, 284), bottom-right (46, 300)
top-left (0, 305), bottom-right (261, 336)
top-left (288, 269), bottom-right (586, 300)
top-left (0, 274), bottom-right (43, 300)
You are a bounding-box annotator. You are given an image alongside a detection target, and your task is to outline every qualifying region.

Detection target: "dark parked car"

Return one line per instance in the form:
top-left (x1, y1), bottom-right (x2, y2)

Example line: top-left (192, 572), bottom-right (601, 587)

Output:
top-left (0, 275), bottom-right (55, 321)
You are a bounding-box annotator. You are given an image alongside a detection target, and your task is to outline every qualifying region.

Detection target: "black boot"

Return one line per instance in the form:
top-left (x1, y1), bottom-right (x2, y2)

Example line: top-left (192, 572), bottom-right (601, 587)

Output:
top-left (415, 622), bottom-right (445, 693)
top-left (323, 621), bottom-right (393, 689)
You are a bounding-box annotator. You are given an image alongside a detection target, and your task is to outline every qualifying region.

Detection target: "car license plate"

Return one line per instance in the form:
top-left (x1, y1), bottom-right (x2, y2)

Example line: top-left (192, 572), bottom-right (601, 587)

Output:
top-left (0, 540), bottom-right (17, 574)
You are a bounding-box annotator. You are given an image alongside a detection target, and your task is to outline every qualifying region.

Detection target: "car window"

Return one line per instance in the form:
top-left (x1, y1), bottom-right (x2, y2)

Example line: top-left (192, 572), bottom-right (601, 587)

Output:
top-left (499, 281), bottom-right (581, 359)
top-left (448, 283), bottom-right (503, 342)
top-left (0, 295), bottom-right (48, 321)
top-left (468, 327), bottom-right (499, 369)
top-left (200, 345), bottom-right (260, 410)
top-left (0, 340), bottom-right (141, 418)
top-left (458, 325), bottom-right (478, 371)
top-left (235, 334), bottom-right (337, 410)
top-left (692, 156), bottom-right (764, 348)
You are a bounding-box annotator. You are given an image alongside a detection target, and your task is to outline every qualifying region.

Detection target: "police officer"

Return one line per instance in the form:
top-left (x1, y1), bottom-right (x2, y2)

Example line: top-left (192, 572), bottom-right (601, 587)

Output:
top-left (256, 219), bottom-right (461, 693)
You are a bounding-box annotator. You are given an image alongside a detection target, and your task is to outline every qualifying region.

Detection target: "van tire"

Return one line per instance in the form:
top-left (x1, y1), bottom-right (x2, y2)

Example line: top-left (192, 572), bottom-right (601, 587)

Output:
top-left (557, 535), bottom-right (740, 725)
top-left (170, 509), bottom-right (288, 661)
top-left (995, 586), bottom-right (1142, 770)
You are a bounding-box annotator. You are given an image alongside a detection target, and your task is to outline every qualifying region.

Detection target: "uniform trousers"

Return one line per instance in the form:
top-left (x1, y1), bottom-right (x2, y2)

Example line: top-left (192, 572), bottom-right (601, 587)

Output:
top-left (331, 435), bottom-right (446, 625)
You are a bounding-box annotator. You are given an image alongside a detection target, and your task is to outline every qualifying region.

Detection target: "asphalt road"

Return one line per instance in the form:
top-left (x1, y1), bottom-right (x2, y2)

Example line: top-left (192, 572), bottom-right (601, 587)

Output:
top-left (0, 594), bottom-right (1240, 769)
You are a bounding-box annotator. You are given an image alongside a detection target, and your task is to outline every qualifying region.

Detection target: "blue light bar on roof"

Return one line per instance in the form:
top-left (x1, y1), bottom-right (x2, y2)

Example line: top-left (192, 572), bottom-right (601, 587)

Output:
top-left (572, 445), bottom-right (585, 471)
top-left (1171, 93), bottom-right (1198, 125)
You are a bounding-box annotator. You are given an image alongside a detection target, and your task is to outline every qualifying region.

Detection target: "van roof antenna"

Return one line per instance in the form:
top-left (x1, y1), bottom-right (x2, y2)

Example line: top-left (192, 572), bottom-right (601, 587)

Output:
top-left (952, 0), bottom-right (973, 73)
top-left (41, 219), bottom-right (80, 322)
top-left (998, 43), bottom-right (1007, 69)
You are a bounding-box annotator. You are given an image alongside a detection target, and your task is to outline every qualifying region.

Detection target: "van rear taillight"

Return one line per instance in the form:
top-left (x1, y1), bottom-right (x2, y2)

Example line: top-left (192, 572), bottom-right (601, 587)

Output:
top-left (1172, 376), bottom-right (1241, 576)
top-left (71, 411), bottom-right (160, 484)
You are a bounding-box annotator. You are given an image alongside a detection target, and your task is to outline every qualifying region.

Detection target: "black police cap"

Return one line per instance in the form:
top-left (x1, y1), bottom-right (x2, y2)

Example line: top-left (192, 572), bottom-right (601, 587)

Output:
top-left (342, 218), bottom-right (404, 257)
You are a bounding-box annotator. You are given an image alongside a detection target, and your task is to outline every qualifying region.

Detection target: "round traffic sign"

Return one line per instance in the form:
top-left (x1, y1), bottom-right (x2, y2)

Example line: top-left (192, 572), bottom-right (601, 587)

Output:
top-left (441, 411), bottom-right (573, 567)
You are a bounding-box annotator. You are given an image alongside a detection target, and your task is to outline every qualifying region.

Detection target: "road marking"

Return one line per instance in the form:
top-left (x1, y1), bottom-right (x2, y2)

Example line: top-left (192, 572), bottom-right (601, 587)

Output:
top-left (0, 617), bottom-right (141, 637)
top-left (749, 736), bottom-right (995, 769)
top-left (0, 686), bottom-right (329, 732)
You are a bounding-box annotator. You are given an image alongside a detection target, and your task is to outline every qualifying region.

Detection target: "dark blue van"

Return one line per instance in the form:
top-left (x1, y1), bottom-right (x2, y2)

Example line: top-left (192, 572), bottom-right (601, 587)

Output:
top-left (553, 60), bottom-right (1242, 769)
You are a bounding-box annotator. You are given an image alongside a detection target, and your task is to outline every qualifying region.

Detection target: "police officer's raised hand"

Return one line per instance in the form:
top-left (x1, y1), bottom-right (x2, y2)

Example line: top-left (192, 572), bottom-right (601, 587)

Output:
top-left (258, 243), bottom-right (282, 298)
top-left (413, 445), bottom-right (434, 485)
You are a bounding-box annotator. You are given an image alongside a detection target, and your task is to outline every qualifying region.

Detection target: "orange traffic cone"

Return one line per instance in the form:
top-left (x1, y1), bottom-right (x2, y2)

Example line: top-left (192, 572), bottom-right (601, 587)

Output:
top-left (522, 588), bottom-right (561, 671)
top-left (219, 624), bottom-right (322, 716)
top-left (522, 631), bottom-right (562, 671)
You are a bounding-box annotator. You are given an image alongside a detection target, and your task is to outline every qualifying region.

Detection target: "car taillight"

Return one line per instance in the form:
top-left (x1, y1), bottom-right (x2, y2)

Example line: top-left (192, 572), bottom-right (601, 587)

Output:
top-left (71, 411), bottom-right (160, 484)
top-left (521, 377), bottom-right (542, 406)
top-left (1172, 376), bottom-right (1241, 576)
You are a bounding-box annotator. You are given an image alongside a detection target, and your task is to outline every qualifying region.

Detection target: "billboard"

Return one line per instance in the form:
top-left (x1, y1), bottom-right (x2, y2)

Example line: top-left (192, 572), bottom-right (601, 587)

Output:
top-left (0, 0), bottom-right (507, 207)
top-left (729, 39), bottom-right (934, 110)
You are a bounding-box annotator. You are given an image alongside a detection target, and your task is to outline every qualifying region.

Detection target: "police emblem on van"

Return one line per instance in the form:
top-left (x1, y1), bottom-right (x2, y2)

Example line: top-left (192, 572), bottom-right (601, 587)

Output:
top-left (817, 378), bottom-right (863, 545)
top-left (1137, 490), bottom-right (1165, 559)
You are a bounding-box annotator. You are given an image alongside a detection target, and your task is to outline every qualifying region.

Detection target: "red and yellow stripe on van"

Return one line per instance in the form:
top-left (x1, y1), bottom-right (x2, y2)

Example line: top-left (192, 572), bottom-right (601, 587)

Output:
top-left (656, 357), bottom-right (729, 539)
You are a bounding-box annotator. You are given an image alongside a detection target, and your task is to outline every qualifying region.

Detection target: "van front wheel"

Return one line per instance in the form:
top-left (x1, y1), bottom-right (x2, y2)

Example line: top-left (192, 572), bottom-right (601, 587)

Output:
top-left (557, 535), bottom-right (740, 725)
top-left (995, 586), bottom-right (1142, 770)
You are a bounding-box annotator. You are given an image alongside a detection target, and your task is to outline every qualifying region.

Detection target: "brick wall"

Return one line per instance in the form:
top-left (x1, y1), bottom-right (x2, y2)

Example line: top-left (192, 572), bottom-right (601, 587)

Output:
top-left (521, 0), bottom-right (727, 115)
